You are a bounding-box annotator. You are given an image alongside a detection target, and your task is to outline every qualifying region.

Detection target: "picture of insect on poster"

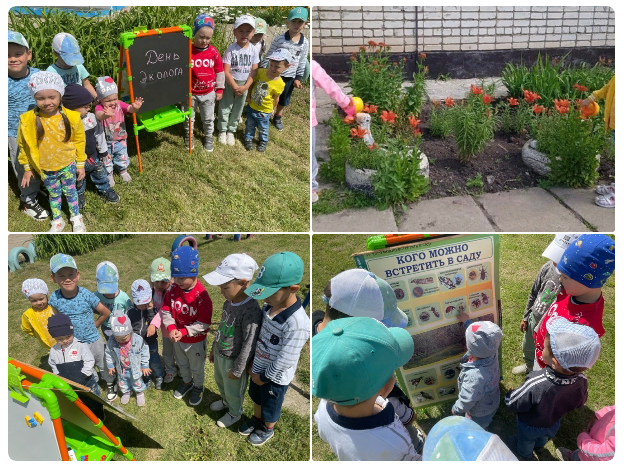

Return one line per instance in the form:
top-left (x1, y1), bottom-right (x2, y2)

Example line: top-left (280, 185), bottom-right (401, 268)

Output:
top-left (353, 234), bottom-right (502, 409)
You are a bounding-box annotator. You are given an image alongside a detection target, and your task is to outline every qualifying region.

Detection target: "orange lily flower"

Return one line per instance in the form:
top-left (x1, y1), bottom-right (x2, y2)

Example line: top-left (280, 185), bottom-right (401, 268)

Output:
top-left (380, 110), bottom-right (398, 123)
top-left (363, 104), bottom-right (378, 114)
top-left (507, 97), bottom-right (519, 106)
top-left (523, 90), bottom-right (541, 103)
top-left (350, 127), bottom-right (368, 138)
top-left (572, 83), bottom-right (588, 92)
top-left (445, 97), bottom-right (455, 107)
top-left (408, 115), bottom-right (421, 128)
top-left (420, 52), bottom-right (427, 59)
top-left (378, 42), bottom-right (385, 47)
top-left (483, 94), bottom-right (492, 105)
top-left (533, 105), bottom-right (545, 114)
top-left (368, 40), bottom-right (377, 47)
top-left (368, 143), bottom-right (377, 150)
top-left (432, 99), bottom-right (441, 107)
top-left (359, 46), bottom-right (366, 52)
top-left (470, 84), bottom-right (483, 95)
top-left (554, 99), bottom-right (571, 114)
top-left (343, 116), bottom-right (355, 124)
top-left (413, 128), bottom-right (422, 137)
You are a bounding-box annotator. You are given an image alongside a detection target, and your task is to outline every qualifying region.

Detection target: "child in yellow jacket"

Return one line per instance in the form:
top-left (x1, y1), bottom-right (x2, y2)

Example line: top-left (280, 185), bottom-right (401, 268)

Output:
top-left (583, 75), bottom-right (615, 209)
top-left (17, 71), bottom-right (87, 232)
top-left (21, 278), bottom-right (56, 350)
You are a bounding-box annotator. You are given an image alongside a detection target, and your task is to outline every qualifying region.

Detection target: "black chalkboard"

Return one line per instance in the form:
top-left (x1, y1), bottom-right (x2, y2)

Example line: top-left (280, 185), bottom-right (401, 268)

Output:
top-left (126, 31), bottom-right (190, 114)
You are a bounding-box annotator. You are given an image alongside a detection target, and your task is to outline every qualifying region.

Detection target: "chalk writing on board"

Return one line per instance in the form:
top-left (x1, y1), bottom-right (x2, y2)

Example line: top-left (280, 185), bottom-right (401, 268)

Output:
top-left (145, 49), bottom-right (180, 64)
top-left (139, 68), bottom-right (184, 84)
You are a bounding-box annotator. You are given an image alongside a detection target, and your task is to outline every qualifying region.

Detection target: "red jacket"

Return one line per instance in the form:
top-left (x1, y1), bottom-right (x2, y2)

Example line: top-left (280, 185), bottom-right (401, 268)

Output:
top-left (161, 281), bottom-right (212, 343)
top-left (191, 45), bottom-right (225, 95)
top-left (534, 290), bottom-right (604, 368)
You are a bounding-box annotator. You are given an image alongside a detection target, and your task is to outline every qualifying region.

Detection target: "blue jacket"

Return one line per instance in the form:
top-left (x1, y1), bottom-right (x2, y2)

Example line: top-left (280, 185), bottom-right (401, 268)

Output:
top-left (105, 332), bottom-right (149, 380)
top-left (451, 351), bottom-right (501, 417)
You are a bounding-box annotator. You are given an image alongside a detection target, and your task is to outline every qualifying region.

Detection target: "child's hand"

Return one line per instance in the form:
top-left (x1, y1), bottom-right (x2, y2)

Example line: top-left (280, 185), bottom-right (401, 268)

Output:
top-left (132, 97), bottom-right (144, 110)
top-left (216, 91), bottom-right (223, 101)
top-left (250, 373), bottom-right (264, 386)
top-left (102, 104), bottom-right (116, 119)
top-left (76, 167), bottom-right (85, 182)
top-left (207, 350), bottom-right (214, 363)
top-left (294, 79), bottom-right (302, 89)
top-left (170, 329), bottom-right (183, 342)
top-left (519, 320), bottom-right (528, 332)
top-left (141, 368), bottom-right (151, 377)
top-left (21, 171), bottom-right (33, 188)
top-left (108, 368), bottom-right (115, 375)
top-left (457, 305), bottom-right (470, 322)
top-left (582, 98), bottom-right (592, 107)
top-left (234, 88), bottom-right (244, 96)
top-left (147, 325), bottom-right (157, 336)
top-left (228, 371), bottom-right (239, 380)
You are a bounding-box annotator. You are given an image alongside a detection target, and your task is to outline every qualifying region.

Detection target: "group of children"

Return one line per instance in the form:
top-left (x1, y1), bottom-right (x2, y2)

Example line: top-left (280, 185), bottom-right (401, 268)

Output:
top-left (312, 233), bottom-right (615, 461)
top-left (20, 246), bottom-right (309, 447)
top-left (8, 7), bottom-right (309, 231)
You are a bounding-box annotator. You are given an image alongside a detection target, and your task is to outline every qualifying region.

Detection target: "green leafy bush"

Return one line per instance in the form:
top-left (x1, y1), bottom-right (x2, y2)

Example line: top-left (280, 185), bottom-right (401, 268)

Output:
top-left (428, 104), bottom-right (455, 137)
top-left (452, 90), bottom-right (495, 163)
top-left (403, 57), bottom-right (428, 117)
top-left (496, 101), bottom-right (532, 135)
top-left (320, 109), bottom-right (351, 184)
top-left (34, 234), bottom-right (130, 259)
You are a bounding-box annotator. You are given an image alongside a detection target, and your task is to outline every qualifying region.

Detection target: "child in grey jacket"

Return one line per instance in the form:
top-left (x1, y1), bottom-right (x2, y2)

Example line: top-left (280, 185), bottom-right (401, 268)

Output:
top-left (105, 314), bottom-right (150, 406)
top-left (452, 311), bottom-right (503, 429)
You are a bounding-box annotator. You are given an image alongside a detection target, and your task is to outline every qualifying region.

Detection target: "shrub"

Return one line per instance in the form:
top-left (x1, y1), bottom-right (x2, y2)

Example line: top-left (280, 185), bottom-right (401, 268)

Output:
top-left (320, 109), bottom-right (351, 184)
top-left (496, 100), bottom-right (532, 135)
top-left (452, 89), bottom-right (495, 163)
top-left (403, 56), bottom-right (428, 117)
top-left (34, 234), bottom-right (130, 259)
top-left (428, 104), bottom-right (455, 137)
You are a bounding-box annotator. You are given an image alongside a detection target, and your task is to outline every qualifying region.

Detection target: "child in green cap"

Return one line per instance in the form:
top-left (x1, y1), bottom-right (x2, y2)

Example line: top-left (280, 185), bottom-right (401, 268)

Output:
top-left (237, 251), bottom-right (309, 446)
top-left (251, 17), bottom-right (267, 62)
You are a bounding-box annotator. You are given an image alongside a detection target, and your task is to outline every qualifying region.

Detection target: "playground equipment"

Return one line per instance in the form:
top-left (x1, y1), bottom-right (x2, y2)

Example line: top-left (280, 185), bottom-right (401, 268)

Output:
top-left (171, 234), bottom-right (198, 255)
top-left (8, 241), bottom-right (37, 272)
top-left (8, 358), bottom-right (135, 461)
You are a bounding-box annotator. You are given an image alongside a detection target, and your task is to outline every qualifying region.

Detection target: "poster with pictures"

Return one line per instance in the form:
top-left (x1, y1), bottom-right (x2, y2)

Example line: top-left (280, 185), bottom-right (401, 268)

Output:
top-left (353, 235), bottom-right (501, 409)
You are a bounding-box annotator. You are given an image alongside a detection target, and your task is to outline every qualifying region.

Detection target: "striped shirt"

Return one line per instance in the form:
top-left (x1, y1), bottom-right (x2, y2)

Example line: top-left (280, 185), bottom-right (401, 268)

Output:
top-left (251, 297), bottom-right (310, 385)
top-left (260, 32), bottom-right (309, 80)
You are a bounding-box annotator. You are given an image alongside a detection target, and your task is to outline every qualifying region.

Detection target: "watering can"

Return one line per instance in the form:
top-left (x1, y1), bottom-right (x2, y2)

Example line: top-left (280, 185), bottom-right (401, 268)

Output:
top-left (580, 101), bottom-right (600, 119)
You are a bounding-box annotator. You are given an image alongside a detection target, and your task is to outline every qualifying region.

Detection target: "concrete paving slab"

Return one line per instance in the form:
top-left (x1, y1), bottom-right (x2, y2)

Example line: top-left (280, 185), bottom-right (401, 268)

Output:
top-left (314, 124), bottom-right (331, 161)
top-left (313, 207), bottom-right (397, 232)
top-left (548, 188), bottom-right (615, 232)
top-left (477, 188), bottom-right (589, 231)
top-left (426, 77), bottom-right (508, 101)
top-left (398, 196), bottom-right (494, 231)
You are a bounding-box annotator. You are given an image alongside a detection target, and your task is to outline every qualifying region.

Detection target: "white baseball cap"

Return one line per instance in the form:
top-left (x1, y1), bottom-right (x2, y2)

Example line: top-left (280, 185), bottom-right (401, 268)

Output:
top-left (203, 253), bottom-right (259, 285)
top-left (542, 233), bottom-right (583, 264)
top-left (130, 279), bottom-right (152, 305)
top-left (234, 15), bottom-right (256, 29)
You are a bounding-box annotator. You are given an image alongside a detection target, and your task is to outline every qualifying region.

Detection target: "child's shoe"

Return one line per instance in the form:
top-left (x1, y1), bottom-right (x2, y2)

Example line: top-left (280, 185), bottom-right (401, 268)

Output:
top-left (173, 381), bottom-right (193, 400)
top-left (257, 141), bottom-right (267, 152)
top-left (107, 383), bottom-right (118, 401)
top-left (101, 188), bottom-right (120, 204)
top-left (512, 364), bottom-right (530, 375)
top-left (119, 169), bottom-right (132, 183)
top-left (107, 173), bottom-right (115, 187)
top-left (238, 417), bottom-right (261, 436)
top-left (210, 399), bottom-right (229, 411)
top-left (272, 115), bottom-right (283, 131)
top-left (312, 189), bottom-right (319, 203)
top-left (244, 140), bottom-right (254, 151)
top-left (48, 218), bottom-right (66, 233)
top-left (217, 412), bottom-right (241, 428)
top-left (204, 137), bottom-right (214, 152)
top-left (556, 447), bottom-right (574, 461)
top-left (226, 132), bottom-right (235, 146)
top-left (23, 200), bottom-right (49, 221)
top-left (218, 132), bottom-right (227, 145)
top-left (595, 194), bottom-right (614, 208)
top-left (163, 373), bottom-right (175, 384)
top-left (189, 386), bottom-right (204, 406)
top-left (136, 392), bottom-right (145, 407)
top-left (70, 214), bottom-right (86, 233)
top-left (155, 377), bottom-right (164, 390)
top-left (248, 425), bottom-right (274, 446)
top-left (120, 392), bottom-right (131, 405)
top-left (144, 378), bottom-right (153, 390)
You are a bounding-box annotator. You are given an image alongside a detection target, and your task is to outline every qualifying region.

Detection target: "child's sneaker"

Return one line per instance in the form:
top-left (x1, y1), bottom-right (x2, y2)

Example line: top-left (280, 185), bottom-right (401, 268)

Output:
top-left (204, 137), bottom-right (214, 152)
top-left (556, 447), bottom-right (573, 461)
top-left (120, 392), bottom-right (131, 405)
top-left (248, 425), bottom-right (274, 446)
top-left (155, 377), bottom-right (164, 390)
top-left (226, 132), bottom-right (235, 146)
top-left (189, 386), bottom-right (204, 406)
top-left (312, 189), bottom-right (319, 203)
top-left (48, 218), bottom-right (66, 233)
top-left (210, 399), bottom-right (229, 411)
top-left (217, 412), bottom-right (241, 428)
top-left (101, 188), bottom-right (120, 204)
top-left (173, 381), bottom-right (193, 399)
top-left (257, 141), bottom-right (267, 152)
top-left (119, 169), bottom-right (132, 183)
top-left (107, 383), bottom-right (118, 401)
top-left (107, 173), bottom-right (115, 187)
top-left (144, 378), bottom-right (153, 390)
top-left (238, 417), bottom-right (261, 436)
top-left (70, 214), bottom-right (86, 233)
top-left (512, 364), bottom-right (530, 375)
top-left (164, 373), bottom-right (175, 384)
top-left (184, 135), bottom-right (195, 150)
top-left (136, 392), bottom-right (145, 407)
top-left (23, 200), bottom-right (49, 221)
top-left (272, 115), bottom-right (283, 131)
top-left (218, 132), bottom-right (227, 145)
top-left (244, 140), bottom-right (254, 151)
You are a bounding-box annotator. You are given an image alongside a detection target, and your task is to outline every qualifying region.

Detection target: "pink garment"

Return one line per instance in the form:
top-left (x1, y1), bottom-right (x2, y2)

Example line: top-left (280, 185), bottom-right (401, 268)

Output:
top-left (577, 405), bottom-right (615, 461)
top-left (311, 59), bottom-right (352, 128)
top-left (149, 289), bottom-right (169, 337)
top-left (95, 101), bottom-right (130, 141)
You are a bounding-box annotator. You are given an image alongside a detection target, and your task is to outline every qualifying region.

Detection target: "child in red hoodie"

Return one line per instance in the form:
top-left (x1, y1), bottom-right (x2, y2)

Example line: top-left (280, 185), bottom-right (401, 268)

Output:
top-left (185, 15), bottom-right (225, 152)
top-left (161, 245), bottom-right (212, 406)
top-left (533, 234), bottom-right (614, 370)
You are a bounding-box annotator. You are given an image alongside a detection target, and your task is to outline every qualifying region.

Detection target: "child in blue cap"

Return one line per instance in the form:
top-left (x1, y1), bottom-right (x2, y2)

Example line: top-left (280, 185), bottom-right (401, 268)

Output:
top-left (533, 234), bottom-right (614, 370)
top-left (47, 32), bottom-right (97, 98)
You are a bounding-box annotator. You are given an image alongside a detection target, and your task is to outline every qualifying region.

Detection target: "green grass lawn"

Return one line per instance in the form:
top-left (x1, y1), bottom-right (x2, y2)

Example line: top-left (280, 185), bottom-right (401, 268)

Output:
top-left (312, 234), bottom-right (615, 461)
top-left (8, 85), bottom-right (310, 232)
top-left (8, 234), bottom-right (310, 461)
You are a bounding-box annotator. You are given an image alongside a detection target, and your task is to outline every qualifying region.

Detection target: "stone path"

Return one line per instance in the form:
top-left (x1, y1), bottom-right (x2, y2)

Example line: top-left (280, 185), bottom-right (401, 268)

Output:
top-left (313, 78), bottom-right (614, 232)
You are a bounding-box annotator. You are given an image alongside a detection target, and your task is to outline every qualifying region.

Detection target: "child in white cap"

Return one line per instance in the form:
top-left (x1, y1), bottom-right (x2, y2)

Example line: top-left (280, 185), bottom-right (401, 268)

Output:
top-left (93, 76), bottom-right (144, 185)
top-left (20, 278), bottom-right (55, 349)
top-left (505, 317), bottom-right (601, 460)
top-left (105, 314), bottom-right (150, 406)
top-left (46, 32), bottom-right (97, 97)
top-left (17, 70), bottom-right (87, 232)
top-left (203, 253), bottom-right (263, 428)
top-left (512, 233), bottom-right (583, 375)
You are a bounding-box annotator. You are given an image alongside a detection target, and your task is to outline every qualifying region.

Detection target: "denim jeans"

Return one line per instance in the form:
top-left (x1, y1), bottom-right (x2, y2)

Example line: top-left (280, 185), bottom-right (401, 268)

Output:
top-left (118, 368), bottom-right (147, 394)
top-left (105, 140), bottom-right (129, 173)
top-left (77, 157), bottom-right (111, 196)
top-left (516, 417), bottom-right (561, 458)
top-left (244, 105), bottom-right (271, 143)
top-left (148, 340), bottom-right (164, 379)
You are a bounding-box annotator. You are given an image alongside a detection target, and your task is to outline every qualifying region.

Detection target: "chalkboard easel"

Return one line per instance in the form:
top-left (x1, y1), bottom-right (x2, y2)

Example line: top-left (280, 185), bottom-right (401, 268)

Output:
top-left (118, 25), bottom-right (194, 172)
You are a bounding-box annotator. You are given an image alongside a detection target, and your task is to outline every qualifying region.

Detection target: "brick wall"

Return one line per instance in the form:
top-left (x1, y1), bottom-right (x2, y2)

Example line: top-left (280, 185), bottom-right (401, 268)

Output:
top-left (312, 6), bottom-right (615, 54)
